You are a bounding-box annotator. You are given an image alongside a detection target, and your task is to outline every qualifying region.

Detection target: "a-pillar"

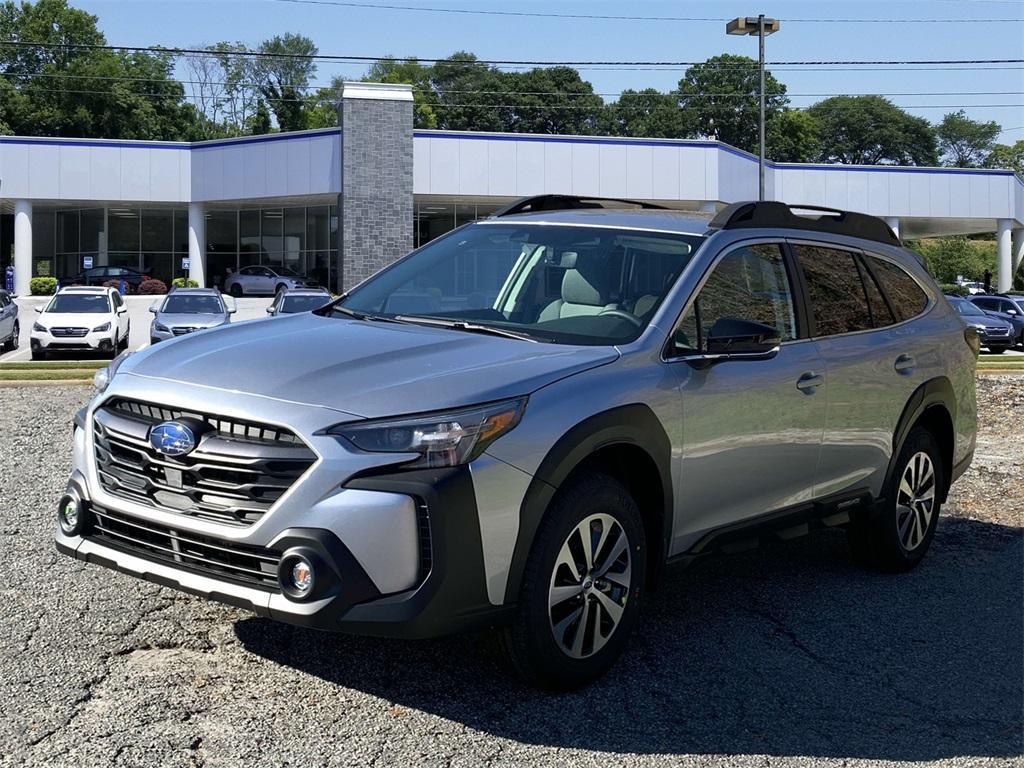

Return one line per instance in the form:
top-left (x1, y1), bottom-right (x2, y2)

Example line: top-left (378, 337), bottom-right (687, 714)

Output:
top-left (337, 82), bottom-right (413, 293)
top-left (187, 203), bottom-right (206, 288)
top-left (884, 217), bottom-right (900, 240)
top-left (996, 219), bottom-right (1012, 292)
top-left (13, 200), bottom-right (32, 296)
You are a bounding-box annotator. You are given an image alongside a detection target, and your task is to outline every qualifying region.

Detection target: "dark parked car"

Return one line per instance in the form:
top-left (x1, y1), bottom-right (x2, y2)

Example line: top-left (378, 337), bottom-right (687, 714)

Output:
top-left (266, 287), bottom-right (333, 316)
top-left (0, 288), bottom-right (19, 353)
top-left (967, 294), bottom-right (1024, 346)
top-left (63, 266), bottom-right (149, 291)
top-left (947, 296), bottom-right (1015, 352)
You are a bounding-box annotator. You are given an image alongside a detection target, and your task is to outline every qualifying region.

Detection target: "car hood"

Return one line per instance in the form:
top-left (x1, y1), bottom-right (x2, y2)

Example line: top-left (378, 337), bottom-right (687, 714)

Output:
top-left (965, 316), bottom-right (1011, 329)
top-left (38, 312), bottom-right (112, 328)
top-left (123, 314), bottom-right (619, 417)
top-left (153, 313), bottom-right (228, 328)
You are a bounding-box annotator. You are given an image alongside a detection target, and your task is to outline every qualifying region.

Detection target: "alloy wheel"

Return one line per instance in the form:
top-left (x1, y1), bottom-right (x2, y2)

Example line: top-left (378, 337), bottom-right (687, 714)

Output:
top-left (548, 513), bottom-right (632, 659)
top-left (896, 451), bottom-right (936, 551)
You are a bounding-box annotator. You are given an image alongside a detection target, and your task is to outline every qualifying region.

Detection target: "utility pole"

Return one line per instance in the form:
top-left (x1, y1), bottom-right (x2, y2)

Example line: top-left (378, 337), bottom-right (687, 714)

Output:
top-left (726, 15), bottom-right (780, 201)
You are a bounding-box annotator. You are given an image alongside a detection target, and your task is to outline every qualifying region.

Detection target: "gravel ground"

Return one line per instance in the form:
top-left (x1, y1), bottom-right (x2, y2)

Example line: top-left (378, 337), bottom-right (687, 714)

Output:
top-left (1, 379), bottom-right (1021, 768)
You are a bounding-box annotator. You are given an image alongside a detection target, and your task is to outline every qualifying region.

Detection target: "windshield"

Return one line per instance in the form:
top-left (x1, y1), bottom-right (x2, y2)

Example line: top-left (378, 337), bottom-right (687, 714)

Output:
top-left (281, 295), bottom-right (331, 313)
top-left (45, 294), bottom-right (111, 314)
top-left (337, 223), bottom-right (704, 345)
top-left (952, 299), bottom-right (985, 317)
top-left (160, 294), bottom-right (224, 314)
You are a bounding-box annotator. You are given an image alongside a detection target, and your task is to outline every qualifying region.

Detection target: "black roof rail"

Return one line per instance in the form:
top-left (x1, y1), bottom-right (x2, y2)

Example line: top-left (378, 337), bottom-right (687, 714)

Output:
top-left (708, 201), bottom-right (901, 247)
top-left (492, 194), bottom-right (668, 218)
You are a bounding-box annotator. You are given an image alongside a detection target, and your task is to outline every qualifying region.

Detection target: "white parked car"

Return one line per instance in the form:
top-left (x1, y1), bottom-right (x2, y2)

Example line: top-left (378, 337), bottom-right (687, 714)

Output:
top-left (30, 286), bottom-right (129, 360)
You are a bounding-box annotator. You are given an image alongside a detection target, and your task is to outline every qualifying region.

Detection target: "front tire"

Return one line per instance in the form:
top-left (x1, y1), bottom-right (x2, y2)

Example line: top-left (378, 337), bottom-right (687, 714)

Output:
top-left (31, 347), bottom-right (47, 361)
top-left (229, 283), bottom-right (243, 298)
top-left (501, 473), bottom-right (646, 689)
top-left (987, 346), bottom-right (1007, 354)
top-left (848, 426), bottom-right (943, 572)
top-left (2, 322), bottom-right (17, 352)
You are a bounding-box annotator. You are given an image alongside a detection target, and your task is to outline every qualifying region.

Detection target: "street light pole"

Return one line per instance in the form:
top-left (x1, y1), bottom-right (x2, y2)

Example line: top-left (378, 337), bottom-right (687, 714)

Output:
top-left (726, 15), bottom-right (780, 201)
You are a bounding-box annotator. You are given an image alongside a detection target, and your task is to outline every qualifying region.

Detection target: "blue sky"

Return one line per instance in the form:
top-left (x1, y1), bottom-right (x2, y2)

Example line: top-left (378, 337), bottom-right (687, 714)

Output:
top-left (77, 0), bottom-right (1024, 142)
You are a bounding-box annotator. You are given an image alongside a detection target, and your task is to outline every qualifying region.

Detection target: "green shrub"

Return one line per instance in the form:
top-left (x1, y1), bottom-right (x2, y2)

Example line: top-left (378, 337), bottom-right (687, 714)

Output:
top-left (171, 277), bottom-right (199, 289)
top-left (940, 283), bottom-right (970, 297)
top-left (138, 279), bottom-right (168, 295)
top-left (29, 277), bottom-right (57, 295)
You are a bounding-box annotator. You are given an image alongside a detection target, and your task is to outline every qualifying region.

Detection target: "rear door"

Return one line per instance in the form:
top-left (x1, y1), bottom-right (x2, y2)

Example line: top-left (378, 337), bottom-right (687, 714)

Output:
top-left (0, 293), bottom-right (13, 339)
top-left (668, 241), bottom-right (827, 548)
top-left (792, 242), bottom-right (933, 500)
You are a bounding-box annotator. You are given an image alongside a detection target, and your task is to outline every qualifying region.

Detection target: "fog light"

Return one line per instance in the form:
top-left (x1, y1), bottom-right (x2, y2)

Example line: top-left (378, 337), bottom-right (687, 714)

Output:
top-left (291, 559), bottom-right (314, 594)
top-left (58, 493), bottom-right (84, 536)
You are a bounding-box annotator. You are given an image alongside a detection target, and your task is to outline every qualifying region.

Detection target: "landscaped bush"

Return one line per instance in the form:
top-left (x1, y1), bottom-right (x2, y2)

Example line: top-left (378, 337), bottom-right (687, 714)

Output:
top-left (171, 277), bottom-right (199, 289)
top-left (940, 283), bottom-right (970, 297)
top-left (137, 279), bottom-right (168, 295)
top-left (29, 277), bottom-right (57, 295)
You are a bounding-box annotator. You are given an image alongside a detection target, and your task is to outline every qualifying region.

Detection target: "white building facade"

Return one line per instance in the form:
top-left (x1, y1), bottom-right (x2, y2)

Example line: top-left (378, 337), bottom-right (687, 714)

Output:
top-left (1, 83), bottom-right (1022, 295)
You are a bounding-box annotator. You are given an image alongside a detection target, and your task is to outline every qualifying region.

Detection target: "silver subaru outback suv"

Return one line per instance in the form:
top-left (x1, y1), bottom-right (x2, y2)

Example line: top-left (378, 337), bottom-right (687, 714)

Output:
top-left (57, 197), bottom-right (977, 688)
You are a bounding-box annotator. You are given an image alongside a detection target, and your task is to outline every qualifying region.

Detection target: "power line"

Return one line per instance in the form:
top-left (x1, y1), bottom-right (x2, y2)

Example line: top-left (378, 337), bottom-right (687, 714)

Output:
top-left (1, 40), bottom-right (1021, 68)
top-left (268, 0), bottom-right (1024, 23)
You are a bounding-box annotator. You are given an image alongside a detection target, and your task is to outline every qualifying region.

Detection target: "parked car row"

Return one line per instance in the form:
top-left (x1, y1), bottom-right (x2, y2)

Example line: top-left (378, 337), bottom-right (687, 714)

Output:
top-left (945, 294), bottom-right (1024, 353)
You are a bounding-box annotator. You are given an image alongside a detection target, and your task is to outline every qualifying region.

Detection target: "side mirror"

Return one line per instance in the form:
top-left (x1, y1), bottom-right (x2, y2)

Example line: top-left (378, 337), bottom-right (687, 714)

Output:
top-left (1007, 309), bottom-right (1018, 316)
top-left (116, 305), bottom-right (127, 314)
top-left (149, 305), bottom-right (158, 314)
top-left (35, 306), bottom-right (43, 313)
top-left (704, 317), bottom-right (781, 358)
top-left (265, 307), bottom-right (274, 314)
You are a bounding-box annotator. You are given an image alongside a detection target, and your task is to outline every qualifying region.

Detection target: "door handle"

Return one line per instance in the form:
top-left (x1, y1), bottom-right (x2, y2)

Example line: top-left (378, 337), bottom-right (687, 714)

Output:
top-left (894, 354), bottom-right (916, 374)
top-left (796, 372), bottom-right (824, 393)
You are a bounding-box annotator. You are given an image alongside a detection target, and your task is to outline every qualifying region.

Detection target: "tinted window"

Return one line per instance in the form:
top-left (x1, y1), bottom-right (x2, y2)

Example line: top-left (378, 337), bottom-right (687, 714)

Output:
top-left (856, 259), bottom-right (896, 328)
top-left (281, 295), bottom-right (331, 313)
top-left (160, 295), bottom-right (225, 314)
top-left (950, 298), bottom-right (985, 317)
top-left (865, 255), bottom-right (928, 321)
top-left (673, 243), bottom-right (796, 354)
top-left (46, 294), bottom-right (111, 314)
top-left (794, 245), bottom-right (873, 337)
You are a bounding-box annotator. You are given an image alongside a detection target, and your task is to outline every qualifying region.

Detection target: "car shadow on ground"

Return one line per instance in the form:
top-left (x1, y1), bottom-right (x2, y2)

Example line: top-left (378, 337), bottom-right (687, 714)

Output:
top-left (235, 519), bottom-right (1023, 762)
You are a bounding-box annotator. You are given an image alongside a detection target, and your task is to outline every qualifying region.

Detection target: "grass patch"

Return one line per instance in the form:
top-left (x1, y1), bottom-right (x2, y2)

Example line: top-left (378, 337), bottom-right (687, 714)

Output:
top-left (0, 361), bottom-right (107, 371)
top-left (0, 369), bottom-right (97, 381)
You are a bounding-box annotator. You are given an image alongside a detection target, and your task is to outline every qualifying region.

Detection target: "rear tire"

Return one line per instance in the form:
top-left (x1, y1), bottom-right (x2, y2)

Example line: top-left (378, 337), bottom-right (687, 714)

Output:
top-left (229, 284), bottom-right (243, 298)
top-left (848, 426), bottom-right (943, 572)
top-left (501, 472), bottom-right (646, 690)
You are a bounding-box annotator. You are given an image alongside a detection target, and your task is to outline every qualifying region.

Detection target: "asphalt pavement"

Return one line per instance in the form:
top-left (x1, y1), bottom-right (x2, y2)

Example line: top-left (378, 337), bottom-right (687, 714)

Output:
top-left (1, 381), bottom-right (1021, 767)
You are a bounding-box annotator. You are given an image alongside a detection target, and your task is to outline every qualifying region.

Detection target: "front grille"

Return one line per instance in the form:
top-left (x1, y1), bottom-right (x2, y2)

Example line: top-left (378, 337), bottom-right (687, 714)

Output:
top-left (93, 398), bottom-right (316, 526)
top-left (51, 327), bottom-right (88, 337)
top-left (87, 504), bottom-right (281, 590)
top-left (171, 327), bottom-right (200, 335)
top-left (984, 326), bottom-right (1010, 335)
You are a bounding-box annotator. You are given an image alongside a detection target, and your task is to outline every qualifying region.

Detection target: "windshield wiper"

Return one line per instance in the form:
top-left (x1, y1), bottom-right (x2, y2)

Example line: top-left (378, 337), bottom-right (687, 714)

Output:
top-left (327, 305), bottom-right (407, 324)
top-left (395, 315), bottom-right (540, 342)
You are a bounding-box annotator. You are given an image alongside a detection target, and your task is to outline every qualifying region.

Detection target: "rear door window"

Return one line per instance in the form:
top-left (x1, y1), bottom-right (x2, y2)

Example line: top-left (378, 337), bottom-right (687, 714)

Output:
top-left (863, 255), bottom-right (929, 321)
top-left (793, 244), bottom-right (873, 337)
top-left (855, 258), bottom-right (896, 328)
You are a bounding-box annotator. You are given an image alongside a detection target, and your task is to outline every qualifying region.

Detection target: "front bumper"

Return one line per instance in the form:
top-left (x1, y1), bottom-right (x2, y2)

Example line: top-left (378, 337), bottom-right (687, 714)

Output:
top-left (55, 379), bottom-right (522, 638)
top-left (32, 329), bottom-right (116, 351)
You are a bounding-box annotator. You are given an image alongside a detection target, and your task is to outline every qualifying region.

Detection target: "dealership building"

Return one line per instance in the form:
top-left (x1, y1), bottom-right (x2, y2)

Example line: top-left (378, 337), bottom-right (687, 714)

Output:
top-left (1, 81), bottom-right (1022, 296)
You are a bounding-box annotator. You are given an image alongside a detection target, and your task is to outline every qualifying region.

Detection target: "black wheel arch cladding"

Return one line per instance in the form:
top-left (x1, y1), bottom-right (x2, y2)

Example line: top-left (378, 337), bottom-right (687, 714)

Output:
top-left (888, 376), bottom-right (957, 503)
top-left (503, 403), bottom-right (673, 604)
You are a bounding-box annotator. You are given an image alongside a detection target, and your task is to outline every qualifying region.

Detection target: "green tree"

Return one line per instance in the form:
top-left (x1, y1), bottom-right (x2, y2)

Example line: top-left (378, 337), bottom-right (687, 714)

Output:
top-left (808, 96), bottom-right (938, 165)
top-left (248, 99), bottom-right (272, 135)
top-left (767, 109), bottom-right (821, 162)
top-left (503, 67), bottom-right (606, 135)
top-left (255, 33), bottom-right (316, 132)
top-left (364, 58), bottom-right (438, 128)
top-left (936, 110), bottom-right (1000, 167)
top-left (676, 54), bottom-right (788, 153)
top-left (430, 52), bottom-right (509, 132)
top-left (908, 236), bottom-right (996, 283)
top-left (984, 140), bottom-right (1024, 176)
top-left (609, 88), bottom-right (687, 138)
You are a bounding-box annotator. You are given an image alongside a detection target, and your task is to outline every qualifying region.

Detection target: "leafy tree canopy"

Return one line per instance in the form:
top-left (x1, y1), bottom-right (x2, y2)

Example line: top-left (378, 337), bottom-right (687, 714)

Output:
top-left (936, 110), bottom-right (1000, 167)
top-left (767, 109), bottom-right (821, 163)
top-left (808, 96), bottom-right (938, 166)
top-left (983, 140), bottom-right (1024, 176)
top-left (609, 88), bottom-right (689, 139)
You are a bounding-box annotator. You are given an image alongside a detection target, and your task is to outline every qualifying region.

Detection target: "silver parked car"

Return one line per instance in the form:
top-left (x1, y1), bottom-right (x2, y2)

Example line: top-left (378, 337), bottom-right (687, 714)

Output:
top-left (58, 197), bottom-right (977, 688)
top-left (149, 288), bottom-right (234, 344)
top-left (266, 287), bottom-right (333, 316)
top-left (223, 265), bottom-right (319, 297)
top-left (0, 288), bottom-right (19, 353)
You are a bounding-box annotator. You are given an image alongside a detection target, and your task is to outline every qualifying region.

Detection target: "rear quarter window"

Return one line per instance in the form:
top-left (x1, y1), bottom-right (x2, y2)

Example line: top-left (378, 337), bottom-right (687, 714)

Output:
top-left (865, 255), bottom-right (929, 321)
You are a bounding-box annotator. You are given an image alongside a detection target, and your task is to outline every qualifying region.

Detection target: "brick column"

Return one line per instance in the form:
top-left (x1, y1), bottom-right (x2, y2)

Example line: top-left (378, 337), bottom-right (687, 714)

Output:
top-left (337, 82), bottom-right (413, 293)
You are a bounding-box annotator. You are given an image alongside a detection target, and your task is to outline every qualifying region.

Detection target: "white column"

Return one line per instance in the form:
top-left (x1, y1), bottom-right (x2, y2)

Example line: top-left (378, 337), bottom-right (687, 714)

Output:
top-left (996, 218), bottom-right (1012, 293)
top-left (1012, 228), bottom-right (1024, 277)
top-left (187, 203), bottom-right (205, 288)
top-left (884, 217), bottom-right (900, 239)
top-left (13, 200), bottom-right (32, 296)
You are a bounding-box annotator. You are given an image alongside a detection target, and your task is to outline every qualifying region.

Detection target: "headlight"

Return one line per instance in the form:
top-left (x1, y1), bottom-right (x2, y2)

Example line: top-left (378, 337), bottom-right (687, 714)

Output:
top-left (328, 398), bottom-right (527, 468)
top-left (32, 322), bottom-right (47, 333)
top-left (153, 322), bottom-right (170, 332)
top-left (93, 322), bottom-right (111, 332)
top-left (93, 350), bottom-right (133, 393)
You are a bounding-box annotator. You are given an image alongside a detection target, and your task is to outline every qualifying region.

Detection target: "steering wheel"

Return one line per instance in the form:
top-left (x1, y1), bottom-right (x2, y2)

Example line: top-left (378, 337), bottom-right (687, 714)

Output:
top-left (598, 308), bottom-right (643, 328)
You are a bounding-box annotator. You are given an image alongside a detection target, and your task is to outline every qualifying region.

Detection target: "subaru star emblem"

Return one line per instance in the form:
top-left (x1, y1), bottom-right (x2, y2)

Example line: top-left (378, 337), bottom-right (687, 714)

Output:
top-left (149, 422), bottom-right (196, 457)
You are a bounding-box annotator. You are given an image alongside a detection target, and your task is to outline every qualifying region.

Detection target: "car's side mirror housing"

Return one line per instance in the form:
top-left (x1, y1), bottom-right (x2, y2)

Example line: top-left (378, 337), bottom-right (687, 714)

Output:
top-left (34, 306), bottom-right (43, 313)
top-left (704, 317), bottom-right (781, 359)
top-left (265, 307), bottom-right (274, 314)
top-left (148, 305), bottom-right (158, 314)
top-left (116, 306), bottom-right (127, 314)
